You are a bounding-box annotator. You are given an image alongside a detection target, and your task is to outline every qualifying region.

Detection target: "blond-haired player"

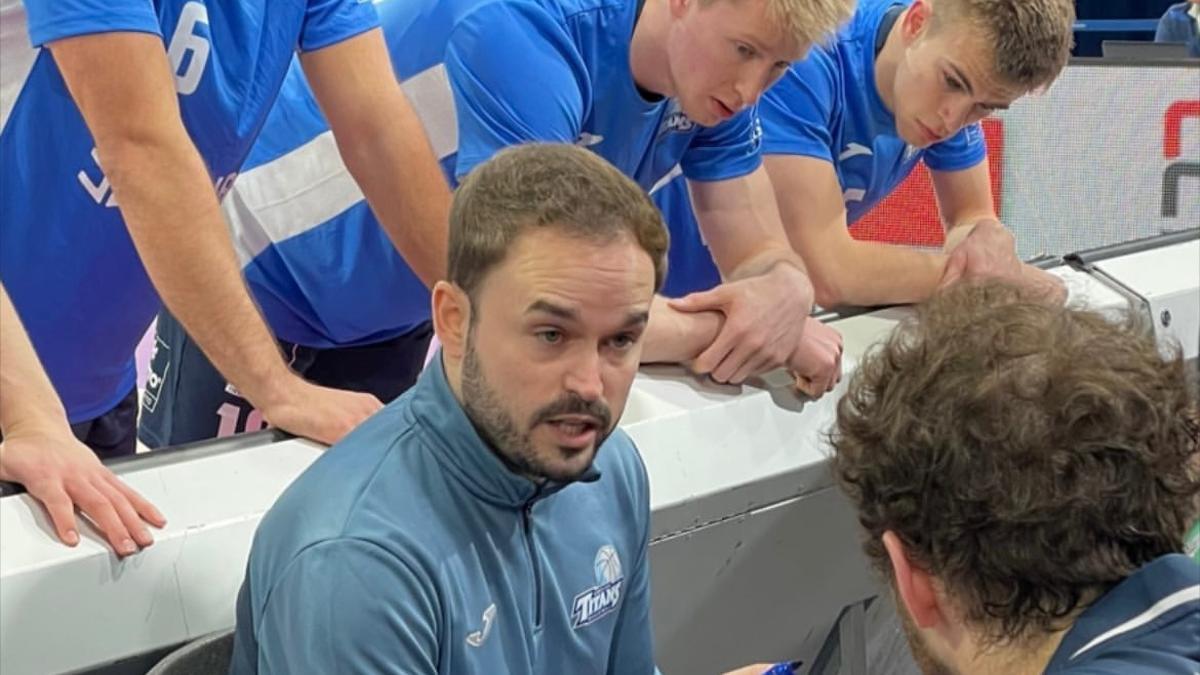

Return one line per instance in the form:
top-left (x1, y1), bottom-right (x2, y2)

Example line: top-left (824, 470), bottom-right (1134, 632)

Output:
top-left (658, 0), bottom-right (1075, 307)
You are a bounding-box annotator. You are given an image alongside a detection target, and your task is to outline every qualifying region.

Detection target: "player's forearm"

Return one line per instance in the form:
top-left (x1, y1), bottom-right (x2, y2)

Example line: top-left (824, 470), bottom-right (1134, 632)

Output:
top-left (102, 133), bottom-right (293, 407)
top-left (334, 90), bottom-right (451, 287)
top-left (0, 285), bottom-right (70, 435)
top-left (640, 295), bottom-right (723, 364)
top-left (725, 244), bottom-right (810, 282)
top-left (942, 216), bottom-right (1001, 253)
top-left (690, 169), bottom-right (812, 283)
top-left (807, 237), bottom-right (947, 308)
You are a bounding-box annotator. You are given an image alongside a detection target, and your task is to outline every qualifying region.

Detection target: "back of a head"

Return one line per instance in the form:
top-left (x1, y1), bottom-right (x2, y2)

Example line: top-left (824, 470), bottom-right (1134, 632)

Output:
top-left (831, 282), bottom-right (1200, 644)
top-left (448, 143), bottom-right (668, 298)
top-left (933, 0), bottom-right (1076, 92)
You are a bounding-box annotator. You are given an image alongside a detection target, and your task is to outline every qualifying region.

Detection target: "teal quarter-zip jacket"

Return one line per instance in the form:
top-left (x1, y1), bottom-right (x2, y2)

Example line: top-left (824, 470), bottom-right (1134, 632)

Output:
top-left (230, 354), bottom-right (657, 674)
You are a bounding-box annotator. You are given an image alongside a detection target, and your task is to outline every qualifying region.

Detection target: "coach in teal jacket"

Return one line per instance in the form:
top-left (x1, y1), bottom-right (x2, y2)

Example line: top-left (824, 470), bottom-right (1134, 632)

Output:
top-left (229, 145), bottom-right (667, 674)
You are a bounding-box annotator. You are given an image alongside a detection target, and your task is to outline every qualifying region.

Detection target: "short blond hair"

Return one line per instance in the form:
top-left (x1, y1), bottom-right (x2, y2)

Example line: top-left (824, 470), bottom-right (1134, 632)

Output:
top-left (703, 0), bottom-right (853, 51)
top-left (932, 0), bottom-right (1075, 91)
top-left (769, 0), bottom-right (854, 50)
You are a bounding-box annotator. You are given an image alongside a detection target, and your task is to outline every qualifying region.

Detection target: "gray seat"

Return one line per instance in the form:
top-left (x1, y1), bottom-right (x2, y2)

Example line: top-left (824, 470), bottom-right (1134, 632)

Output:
top-left (146, 630), bottom-right (235, 675)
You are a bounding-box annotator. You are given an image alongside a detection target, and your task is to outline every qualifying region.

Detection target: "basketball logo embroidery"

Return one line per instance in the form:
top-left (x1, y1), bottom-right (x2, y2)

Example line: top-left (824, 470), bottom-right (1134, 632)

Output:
top-left (570, 545), bottom-right (625, 628)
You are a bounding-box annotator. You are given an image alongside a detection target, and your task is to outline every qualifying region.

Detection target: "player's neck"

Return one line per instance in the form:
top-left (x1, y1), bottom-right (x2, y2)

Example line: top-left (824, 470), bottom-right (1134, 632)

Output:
top-left (873, 8), bottom-right (907, 114)
top-left (944, 625), bottom-right (1069, 675)
top-left (629, 0), bottom-right (674, 98)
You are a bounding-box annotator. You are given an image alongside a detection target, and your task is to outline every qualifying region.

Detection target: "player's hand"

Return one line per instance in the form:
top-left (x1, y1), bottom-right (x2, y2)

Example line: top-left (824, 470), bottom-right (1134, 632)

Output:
top-left (258, 377), bottom-right (383, 446)
top-left (0, 426), bottom-right (166, 556)
top-left (939, 220), bottom-right (1067, 303)
top-left (938, 219), bottom-right (1023, 290)
top-left (1018, 264), bottom-right (1068, 305)
top-left (790, 317), bottom-right (843, 398)
top-left (669, 263), bottom-right (814, 385)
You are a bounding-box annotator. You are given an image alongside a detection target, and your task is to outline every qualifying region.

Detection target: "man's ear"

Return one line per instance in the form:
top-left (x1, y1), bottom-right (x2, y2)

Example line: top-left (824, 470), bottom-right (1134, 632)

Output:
top-left (432, 281), bottom-right (471, 362)
top-left (882, 530), bottom-right (944, 630)
top-left (901, 0), bottom-right (932, 44)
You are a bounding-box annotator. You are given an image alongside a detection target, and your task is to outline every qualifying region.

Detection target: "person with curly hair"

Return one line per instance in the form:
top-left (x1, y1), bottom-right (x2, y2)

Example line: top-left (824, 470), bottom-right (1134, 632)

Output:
top-left (830, 281), bottom-right (1200, 674)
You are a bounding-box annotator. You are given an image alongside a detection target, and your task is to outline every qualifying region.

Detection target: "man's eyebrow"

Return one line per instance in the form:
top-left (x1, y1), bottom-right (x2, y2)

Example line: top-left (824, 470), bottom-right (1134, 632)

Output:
top-left (735, 32), bottom-right (767, 52)
top-left (525, 299), bottom-right (579, 322)
top-left (947, 62), bottom-right (1009, 109)
top-left (948, 63), bottom-right (975, 96)
top-left (621, 311), bottom-right (650, 329)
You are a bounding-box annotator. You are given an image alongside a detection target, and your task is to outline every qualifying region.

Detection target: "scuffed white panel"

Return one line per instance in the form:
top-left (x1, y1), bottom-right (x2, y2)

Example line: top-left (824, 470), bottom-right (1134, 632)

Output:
top-left (0, 440), bottom-right (323, 675)
top-left (2, 249), bottom-right (1195, 674)
top-left (1094, 239), bottom-right (1200, 359)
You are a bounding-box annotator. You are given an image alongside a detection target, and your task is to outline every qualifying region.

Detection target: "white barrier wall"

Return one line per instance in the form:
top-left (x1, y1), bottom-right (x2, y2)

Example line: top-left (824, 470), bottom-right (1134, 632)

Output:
top-left (7, 238), bottom-right (1196, 675)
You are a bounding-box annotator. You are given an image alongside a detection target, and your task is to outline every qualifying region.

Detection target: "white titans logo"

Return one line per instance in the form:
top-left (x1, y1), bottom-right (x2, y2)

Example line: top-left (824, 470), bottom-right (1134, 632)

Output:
top-left (661, 100), bottom-right (696, 134)
top-left (570, 545), bottom-right (624, 629)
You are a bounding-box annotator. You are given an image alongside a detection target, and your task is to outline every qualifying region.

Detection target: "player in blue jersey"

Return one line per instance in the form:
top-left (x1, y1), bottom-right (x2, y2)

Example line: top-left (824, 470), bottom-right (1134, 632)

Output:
top-left (658, 0), bottom-right (1074, 307)
top-left (138, 0), bottom-right (854, 449)
top-left (0, 0), bottom-right (450, 556)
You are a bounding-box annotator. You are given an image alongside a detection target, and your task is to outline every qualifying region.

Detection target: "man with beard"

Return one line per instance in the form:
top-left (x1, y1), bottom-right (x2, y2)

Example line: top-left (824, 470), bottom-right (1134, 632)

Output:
top-left (830, 282), bottom-right (1200, 675)
top-left (139, 0), bottom-right (855, 457)
top-left (231, 145), bottom-right (780, 674)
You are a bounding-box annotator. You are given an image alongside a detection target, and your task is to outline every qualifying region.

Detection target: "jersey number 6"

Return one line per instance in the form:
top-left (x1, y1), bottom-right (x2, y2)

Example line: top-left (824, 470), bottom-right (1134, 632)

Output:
top-left (165, 2), bottom-right (211, 96)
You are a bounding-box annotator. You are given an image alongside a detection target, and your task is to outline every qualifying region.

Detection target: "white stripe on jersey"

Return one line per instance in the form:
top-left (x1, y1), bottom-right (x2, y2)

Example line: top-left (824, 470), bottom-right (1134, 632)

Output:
top-left (0, 3), bottom-right (37, 130)
top-left (224, 63), bottom-right (458, 265)
top-left (1070, 585), bottom-right (1200, 661)
top-left (648, 163), bottom-right (682, 196)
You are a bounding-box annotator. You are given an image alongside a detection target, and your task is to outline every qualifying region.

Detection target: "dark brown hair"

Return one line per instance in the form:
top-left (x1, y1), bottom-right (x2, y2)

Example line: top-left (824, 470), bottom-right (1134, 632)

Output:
top-left (448, 143), bottom-right (668, 297)
top-left (831, 281), bottom-right (1200, 644)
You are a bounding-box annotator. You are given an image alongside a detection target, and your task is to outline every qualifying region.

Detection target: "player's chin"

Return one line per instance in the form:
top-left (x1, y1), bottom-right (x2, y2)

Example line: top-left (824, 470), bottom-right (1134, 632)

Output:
top-left (537, 444), bottom-right (598, 482)
top-left (898, 128), bottom-right (931, 149)
top-left (677, 97), bottom-right (719, 127)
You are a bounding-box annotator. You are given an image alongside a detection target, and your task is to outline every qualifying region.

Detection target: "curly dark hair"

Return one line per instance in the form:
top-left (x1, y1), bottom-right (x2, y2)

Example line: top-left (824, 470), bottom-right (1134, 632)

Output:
top-left (831, 281), bottom-right (1200, 645)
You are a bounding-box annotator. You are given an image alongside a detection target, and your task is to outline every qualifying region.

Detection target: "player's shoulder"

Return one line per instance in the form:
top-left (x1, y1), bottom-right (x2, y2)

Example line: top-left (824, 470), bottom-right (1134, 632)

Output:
top-left (833, 0), bottom-right (910, 54)
top-left (554, 0), bottom-right (631, 19)
top-left (783, 0), bottom-right (902, 93)
top-left (452, 0), bottom-right (624, 24)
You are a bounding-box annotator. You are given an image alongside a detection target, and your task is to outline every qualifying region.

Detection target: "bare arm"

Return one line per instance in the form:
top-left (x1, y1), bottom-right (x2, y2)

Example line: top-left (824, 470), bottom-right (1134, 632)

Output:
top-left (931, 160), bottom-right (998, 250)
top-left (0, 285), bottom-right (70, 443)
top-left (301, 29), bottom-right (451, 286)
top-left (669, 167), bottom-right (839, 386)
top-left (765, 154), bottom-right (948, 307)
top-left (688, 166), bottom-right (807, 282)
top-left (48, 32), bottom-right (380, 445)
top-left (932, 163), bottom-right (1064, 300)
top-left (0, 284), bottom-right (164, 555)
top-left (640, 296), bottom-right (722, 364)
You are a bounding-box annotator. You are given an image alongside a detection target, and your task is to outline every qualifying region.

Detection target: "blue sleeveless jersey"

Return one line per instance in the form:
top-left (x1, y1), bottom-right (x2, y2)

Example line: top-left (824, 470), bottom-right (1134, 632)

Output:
top-left (655, 0), bottom-right (986, 298)
top-left (0, 0), bottom-right (379, 422)
top-left (226, 0), bottom-right (764, 350)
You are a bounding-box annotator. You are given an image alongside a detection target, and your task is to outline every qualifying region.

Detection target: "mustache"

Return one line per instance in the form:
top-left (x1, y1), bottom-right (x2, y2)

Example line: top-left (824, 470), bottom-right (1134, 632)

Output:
top-left (531, 394), bottom-right (612, 430)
